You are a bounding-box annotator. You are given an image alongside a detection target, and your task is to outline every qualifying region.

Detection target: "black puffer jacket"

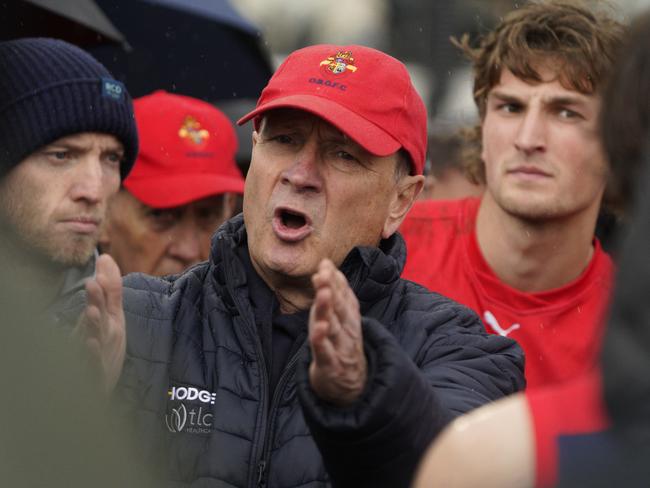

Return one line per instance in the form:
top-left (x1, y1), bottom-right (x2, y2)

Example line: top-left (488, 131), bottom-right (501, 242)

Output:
top-left (117, 216), bottom-right (524, 488)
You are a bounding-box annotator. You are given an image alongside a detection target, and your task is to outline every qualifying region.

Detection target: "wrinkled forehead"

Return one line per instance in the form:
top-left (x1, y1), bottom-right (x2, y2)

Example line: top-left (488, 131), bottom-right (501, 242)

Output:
top-left (258, 108), bottom-right (350, 141)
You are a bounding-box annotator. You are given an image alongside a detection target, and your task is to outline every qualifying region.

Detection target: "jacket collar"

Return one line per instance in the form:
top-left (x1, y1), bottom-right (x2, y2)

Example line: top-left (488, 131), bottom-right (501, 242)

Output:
top-left (210, 215), bottom-right (406, 312)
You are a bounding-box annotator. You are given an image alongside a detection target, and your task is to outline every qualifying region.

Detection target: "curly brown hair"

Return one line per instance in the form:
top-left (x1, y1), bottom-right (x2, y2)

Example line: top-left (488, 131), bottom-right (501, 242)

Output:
top-left (454, 0), bottom-right (624, 186)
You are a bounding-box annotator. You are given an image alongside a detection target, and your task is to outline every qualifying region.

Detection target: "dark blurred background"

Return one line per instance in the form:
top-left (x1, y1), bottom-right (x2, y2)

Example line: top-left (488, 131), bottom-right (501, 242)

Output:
top-left (2, 0), bottom-right (643, 175)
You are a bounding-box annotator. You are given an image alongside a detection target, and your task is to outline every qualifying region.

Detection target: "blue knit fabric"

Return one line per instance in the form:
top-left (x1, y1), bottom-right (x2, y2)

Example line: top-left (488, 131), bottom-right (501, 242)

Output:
top-left (0, 37), bottom-right (138, 179)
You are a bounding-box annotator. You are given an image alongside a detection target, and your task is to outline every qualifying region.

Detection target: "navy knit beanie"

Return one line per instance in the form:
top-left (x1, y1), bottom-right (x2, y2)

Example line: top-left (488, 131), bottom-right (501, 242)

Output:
top-left (0, 38), bottom-right (138, 179)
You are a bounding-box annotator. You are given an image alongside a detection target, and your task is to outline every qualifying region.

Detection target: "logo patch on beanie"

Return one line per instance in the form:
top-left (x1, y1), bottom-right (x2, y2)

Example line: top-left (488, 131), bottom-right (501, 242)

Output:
top-left (101, 78), bottom-right (125, 101)
top-left (320, 51), bottom-right (357, 75)
top-left (178, 116), bottom-right (210, 146)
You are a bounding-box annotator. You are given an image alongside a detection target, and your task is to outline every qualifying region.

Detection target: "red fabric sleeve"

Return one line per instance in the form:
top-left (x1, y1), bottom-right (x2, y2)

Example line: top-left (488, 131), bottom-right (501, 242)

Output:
top-left (526, 369), bottom-right (610, 487)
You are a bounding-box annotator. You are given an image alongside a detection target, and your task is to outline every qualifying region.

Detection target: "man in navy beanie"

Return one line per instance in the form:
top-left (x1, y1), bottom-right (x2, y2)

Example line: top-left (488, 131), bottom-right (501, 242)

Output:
top-left (0, 37), bottom-right (138, 317)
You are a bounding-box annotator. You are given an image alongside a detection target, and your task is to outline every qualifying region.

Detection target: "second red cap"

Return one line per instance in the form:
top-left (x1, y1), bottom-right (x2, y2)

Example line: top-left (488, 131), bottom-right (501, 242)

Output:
top-left (126, 90), bottom-right (245, 208)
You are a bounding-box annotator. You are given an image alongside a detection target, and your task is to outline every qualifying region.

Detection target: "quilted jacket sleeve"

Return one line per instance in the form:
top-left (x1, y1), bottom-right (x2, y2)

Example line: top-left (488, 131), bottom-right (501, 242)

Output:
top-left (296, 292), bottom-right (525, 488)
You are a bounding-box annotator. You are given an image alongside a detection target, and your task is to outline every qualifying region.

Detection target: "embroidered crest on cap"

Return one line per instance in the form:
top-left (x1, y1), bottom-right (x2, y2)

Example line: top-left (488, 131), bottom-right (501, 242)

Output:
top-left (178, 116), bottom-right (210, 145)
top-left (320, 51), bottom-right (358, 75)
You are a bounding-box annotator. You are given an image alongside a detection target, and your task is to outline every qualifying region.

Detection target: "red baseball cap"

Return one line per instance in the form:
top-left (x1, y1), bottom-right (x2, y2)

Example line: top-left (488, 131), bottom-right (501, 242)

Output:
top-left (238, 44), bottom-right (427, 175)
top-left (125, 90), bottom-right (245, 208)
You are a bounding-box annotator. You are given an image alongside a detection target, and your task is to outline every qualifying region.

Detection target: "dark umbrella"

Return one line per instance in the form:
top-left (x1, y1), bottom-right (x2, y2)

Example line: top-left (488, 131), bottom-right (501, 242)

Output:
top-left (0, 0), bottom-right (128, 48)
top-left (88, 0), bottom-right (273, 102)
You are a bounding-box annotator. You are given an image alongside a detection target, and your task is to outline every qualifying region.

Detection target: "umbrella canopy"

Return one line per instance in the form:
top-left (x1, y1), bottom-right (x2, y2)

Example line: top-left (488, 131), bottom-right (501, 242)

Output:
top-left (0, 0), bottom-right (127, 47)
top-left (89, 0), bottom-right (273, 102)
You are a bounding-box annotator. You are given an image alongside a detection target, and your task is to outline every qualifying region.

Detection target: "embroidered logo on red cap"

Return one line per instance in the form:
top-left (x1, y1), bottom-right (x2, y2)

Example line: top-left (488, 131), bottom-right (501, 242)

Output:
top-left (178, 116), bottom-right (209, 146)
top-left (319, 51), bottom-right (358, 75)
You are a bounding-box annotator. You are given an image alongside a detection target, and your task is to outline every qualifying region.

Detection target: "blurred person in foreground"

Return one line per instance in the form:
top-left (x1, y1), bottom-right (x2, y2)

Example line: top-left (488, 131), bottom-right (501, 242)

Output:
top-left (400, 0), bottom-right (623, 389)
top-left (0, 38), bottom-right (146, 487)
top-left (100, 90), bottom-right (244, 276)
top-left (418, 131), bottom-right (484, 201)
top-left (413, 11), bottom-right (650, 488)
top-left (0, 37), bottom-right (138, 322)
top-left (0, 239), bottom-right (149, 488)
top-left (80, 44), bottom-right (524, 487)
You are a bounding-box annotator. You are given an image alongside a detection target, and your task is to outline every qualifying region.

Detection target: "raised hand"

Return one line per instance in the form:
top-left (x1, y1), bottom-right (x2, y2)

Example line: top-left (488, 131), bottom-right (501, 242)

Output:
top-left (308, 259), bottom-right (367, 406)
top-left (76, 253), bottom-right (126, 393)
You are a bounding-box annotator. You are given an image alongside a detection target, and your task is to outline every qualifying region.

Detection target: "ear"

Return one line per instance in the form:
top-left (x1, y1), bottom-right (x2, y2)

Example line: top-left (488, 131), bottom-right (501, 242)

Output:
top-left (382, 174), bottom-right (424, 239)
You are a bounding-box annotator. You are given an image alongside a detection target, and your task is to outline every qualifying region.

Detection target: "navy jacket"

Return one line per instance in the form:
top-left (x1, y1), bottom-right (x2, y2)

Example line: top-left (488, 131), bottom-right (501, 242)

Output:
top-left (117, 216), bottom-right (525, 487)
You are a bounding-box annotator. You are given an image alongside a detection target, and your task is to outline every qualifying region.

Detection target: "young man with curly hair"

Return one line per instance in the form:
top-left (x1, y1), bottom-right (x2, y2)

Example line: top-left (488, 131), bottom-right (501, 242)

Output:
top-left (401, 0), bottom-right (624, 388)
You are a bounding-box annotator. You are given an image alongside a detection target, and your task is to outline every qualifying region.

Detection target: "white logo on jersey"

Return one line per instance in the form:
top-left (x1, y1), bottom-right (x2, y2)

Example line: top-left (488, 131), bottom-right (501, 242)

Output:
top-left (483, 310), bottom-right (521, 337)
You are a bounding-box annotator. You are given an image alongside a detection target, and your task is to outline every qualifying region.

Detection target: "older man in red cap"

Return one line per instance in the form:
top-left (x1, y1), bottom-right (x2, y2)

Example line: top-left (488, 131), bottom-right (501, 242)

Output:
top-left (100, 90), bottom-right (244, 276)
top-left (81, 45), bottom-right (524, 488)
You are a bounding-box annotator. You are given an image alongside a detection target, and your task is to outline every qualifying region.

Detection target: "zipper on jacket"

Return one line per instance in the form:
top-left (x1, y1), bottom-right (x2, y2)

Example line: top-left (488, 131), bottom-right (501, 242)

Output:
top-left (246, 320), bottom-right (269, 488)
top-left (222, 252), bottom-right (272, 488)
top-left (255, 348), bottom-right (304, 488)
top-left (229, 291), bottom-right (270, 488)
top-left (224, 254), bottom-right (307, 488)
top-left (256, 460), bottom-right (267, 487)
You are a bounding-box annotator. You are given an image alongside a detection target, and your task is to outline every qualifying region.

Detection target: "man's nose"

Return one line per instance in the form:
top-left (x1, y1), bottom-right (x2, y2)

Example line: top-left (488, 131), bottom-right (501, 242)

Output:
top-left (69, 156), bottom-right (103, 204)
top-left (167, 219), bottom-right (205, 266)
top-left (280, 143), bottom-right (323, 193)
top-left (514, 108), bottom-right (547, 155)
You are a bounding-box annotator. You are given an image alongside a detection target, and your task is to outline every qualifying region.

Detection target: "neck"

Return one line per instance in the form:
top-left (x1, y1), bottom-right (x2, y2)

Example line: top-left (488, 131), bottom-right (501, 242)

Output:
top-left (248, 260), bottom-right (314, 314)
top-left (475, 195), bottom-right (598, 292)
top-left (275, 284), bottom-right (313, 314)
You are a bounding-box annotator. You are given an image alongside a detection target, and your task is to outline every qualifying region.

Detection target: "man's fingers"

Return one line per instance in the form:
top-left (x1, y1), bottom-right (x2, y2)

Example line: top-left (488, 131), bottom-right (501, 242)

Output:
top-left (310, 319), bottom-right (338, 368)
top-left (81, 279), bottom-right (106, 341)
top-left (83, 304), bottom-right (102, 332)
top-left (74, 254), bottom-right (126, 395)
top-left (85, 337), bottom-right (102, 359)
top-left (85, 277), bottom-right (106, 312)
top-left (312, 260), bottom-right (351, 315)
top-left (95, 254), bottom-right (123, 315)
top-left (311, 259), bottom-right (337, 290)
top-left (308, 259), bottom-right (367, 406)
top-left (325, 267), bottom-right (360, 338)
top-left (309, 286), bottom-right (341, 366)
top-left (310, 259), bottom-right (361, 343)
top-left (311, 286), bottom-right (331, 324)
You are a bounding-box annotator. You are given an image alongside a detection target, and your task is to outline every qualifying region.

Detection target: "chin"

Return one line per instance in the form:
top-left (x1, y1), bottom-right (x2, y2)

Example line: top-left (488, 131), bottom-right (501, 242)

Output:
top-left (45, 235), bottom-right (96, 268)
top-left (268, 257), bottom-right (310, 278)
top-left (499, 191), bottom-right (554, 219)
top-left (505, 202), bottom-right (562, 221)
top-left (49, 246), bottom-right (95, 267)
top-left (264, 247), bottom-right (315, 280)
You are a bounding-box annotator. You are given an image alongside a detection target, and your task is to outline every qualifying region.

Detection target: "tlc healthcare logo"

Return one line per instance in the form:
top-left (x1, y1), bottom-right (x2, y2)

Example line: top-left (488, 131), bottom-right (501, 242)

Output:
top-left (165, 386), bottom-right (216, 435)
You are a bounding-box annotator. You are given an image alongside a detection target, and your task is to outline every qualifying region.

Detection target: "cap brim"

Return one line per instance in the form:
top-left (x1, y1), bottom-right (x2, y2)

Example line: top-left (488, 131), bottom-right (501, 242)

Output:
top-left (124, 173), bottom-right (245, 208)
top-left (237, 94), bottom-right (401, 157)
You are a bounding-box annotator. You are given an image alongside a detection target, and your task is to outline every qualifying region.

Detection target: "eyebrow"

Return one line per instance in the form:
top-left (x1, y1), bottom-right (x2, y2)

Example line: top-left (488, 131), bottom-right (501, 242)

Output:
top-left (262, 117), bottom-right (351, 143)
top-left (318, 129), bottom-right (349, 145)
top-left (489, 90), bottom-right (589, 107)
top-left (46, 140), bottom-right (125, 154)
top-left (489, 91), bottom-right (521, 104)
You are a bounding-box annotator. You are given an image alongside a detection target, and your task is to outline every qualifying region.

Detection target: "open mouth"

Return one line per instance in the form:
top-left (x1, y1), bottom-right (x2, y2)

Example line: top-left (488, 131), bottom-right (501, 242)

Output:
top-left (280, 209), bottom-right (307, 229)
top-left (272, 207), bottom-right (312, 242)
